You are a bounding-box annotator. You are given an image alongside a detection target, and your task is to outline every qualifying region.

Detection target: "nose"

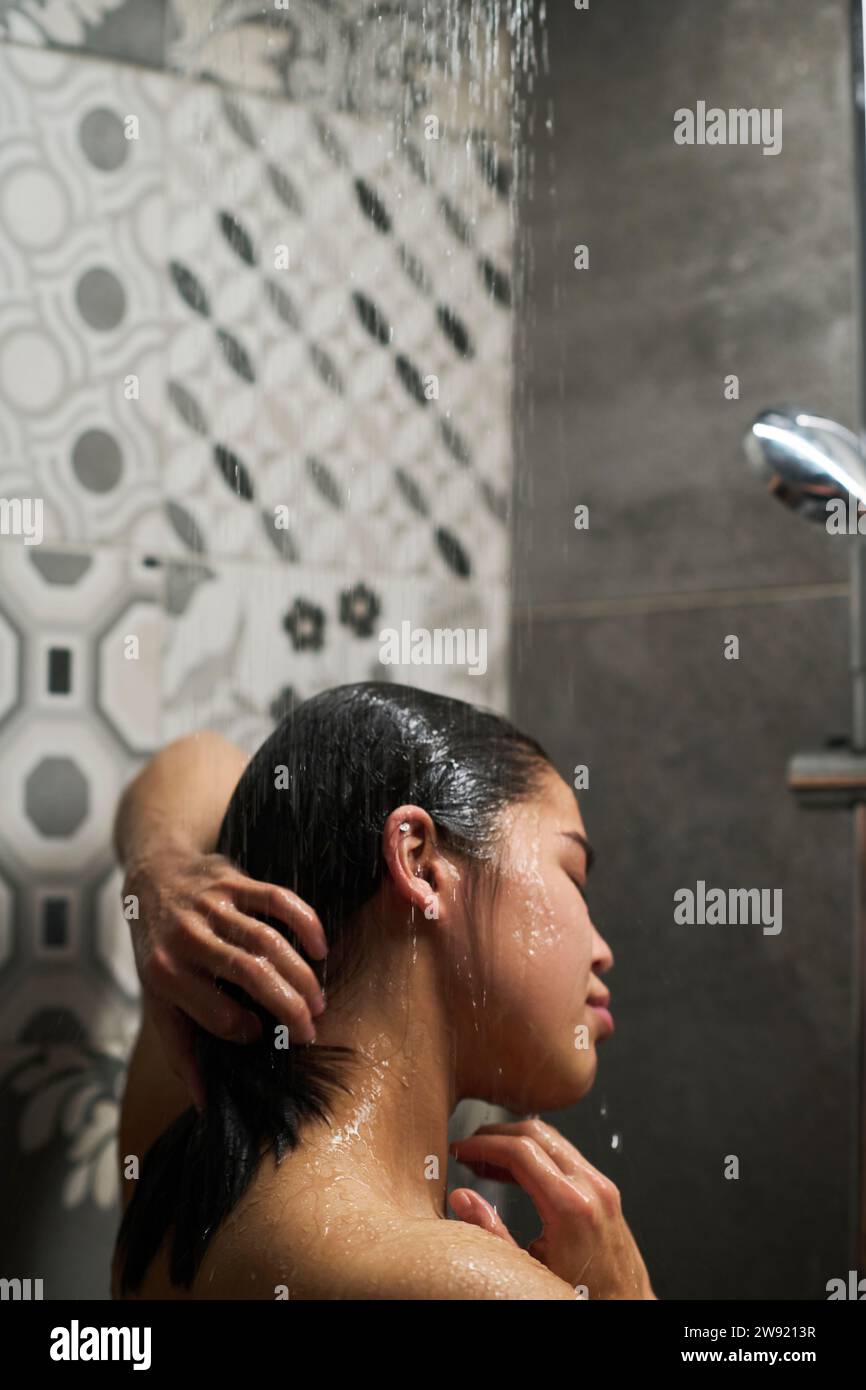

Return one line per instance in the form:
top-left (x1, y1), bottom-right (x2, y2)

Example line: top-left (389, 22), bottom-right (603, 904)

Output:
top-left (592, 921), bottom-right (614, 974)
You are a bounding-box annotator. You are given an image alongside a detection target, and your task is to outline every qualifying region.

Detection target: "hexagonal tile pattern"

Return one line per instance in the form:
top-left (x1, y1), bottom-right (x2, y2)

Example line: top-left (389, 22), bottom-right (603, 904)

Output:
top-left (0, 545), bottom-right (164, 1043)
top-left (25, 756), bottom-right (89, 838)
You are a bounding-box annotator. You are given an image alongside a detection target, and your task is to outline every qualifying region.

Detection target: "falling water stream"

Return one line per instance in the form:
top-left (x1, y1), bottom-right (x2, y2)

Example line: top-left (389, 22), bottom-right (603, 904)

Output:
top-left (163, 0), bottom-right (622, 1251)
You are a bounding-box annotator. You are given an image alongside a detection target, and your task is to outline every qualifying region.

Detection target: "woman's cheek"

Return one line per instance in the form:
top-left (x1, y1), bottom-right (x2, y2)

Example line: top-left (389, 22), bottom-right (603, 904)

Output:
top-left (494, 872), bottom-right (584, 995)
top-left (533, 893), bottom-right (588, 1013)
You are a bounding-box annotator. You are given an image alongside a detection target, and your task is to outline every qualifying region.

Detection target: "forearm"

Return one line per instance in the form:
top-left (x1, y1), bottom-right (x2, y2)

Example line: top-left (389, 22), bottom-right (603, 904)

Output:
top-left (114, 731), bottom-right (249, 868)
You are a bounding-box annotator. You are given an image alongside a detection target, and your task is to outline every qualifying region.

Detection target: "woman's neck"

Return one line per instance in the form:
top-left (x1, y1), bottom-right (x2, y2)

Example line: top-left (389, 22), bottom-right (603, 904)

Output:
top-left (300, 941), bottom-right (458, 1220)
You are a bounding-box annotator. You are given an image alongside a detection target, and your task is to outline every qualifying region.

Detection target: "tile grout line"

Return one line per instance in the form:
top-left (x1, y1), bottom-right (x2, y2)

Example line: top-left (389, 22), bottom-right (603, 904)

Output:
top-left (512, 580), bottom-right (849, 622)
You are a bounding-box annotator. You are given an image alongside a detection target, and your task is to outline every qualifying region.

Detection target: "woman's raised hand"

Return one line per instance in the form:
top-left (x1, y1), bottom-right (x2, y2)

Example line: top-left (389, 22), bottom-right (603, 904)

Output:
top-left (123, 846), bottom-right (328, 1111)
top-left (448, 1117), bottom-right (656, 1300)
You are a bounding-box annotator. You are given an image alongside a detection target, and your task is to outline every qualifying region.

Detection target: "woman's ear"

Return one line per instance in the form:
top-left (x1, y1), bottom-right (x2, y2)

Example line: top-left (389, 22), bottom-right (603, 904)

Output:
top-left (382, 804), bottom-right (447, 922)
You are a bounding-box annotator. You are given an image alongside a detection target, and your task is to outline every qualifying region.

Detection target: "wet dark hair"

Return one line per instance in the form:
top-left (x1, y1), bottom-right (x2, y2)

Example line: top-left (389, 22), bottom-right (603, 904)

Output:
top-left (116, 681), bottom-right (550, 1292)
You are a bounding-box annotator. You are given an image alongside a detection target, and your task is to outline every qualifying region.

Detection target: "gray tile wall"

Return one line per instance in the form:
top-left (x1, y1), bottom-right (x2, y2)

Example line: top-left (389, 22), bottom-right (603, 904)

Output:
top-left (510, 0), bottom-right (857, 1298)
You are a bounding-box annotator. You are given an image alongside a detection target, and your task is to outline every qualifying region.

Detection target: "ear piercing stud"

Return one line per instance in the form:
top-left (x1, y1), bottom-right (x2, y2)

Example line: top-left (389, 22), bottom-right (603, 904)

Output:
top-left (399, 822), bottom-right (410, 833)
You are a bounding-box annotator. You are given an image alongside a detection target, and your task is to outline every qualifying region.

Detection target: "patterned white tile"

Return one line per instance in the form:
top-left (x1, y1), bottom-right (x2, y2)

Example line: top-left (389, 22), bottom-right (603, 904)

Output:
top-left (0, 42), bottom-right (513, 580)
top-left (0, 1040), bottom-right (125, 1299)
top-left (0, 0), bottom-right (524, 1284)
top-left (0, 0), bottom-right (167, 68)
top-left (132, 81), bottom-right (514, 581)
top-left (0, 543), bottom-right (164, 1043)
top-left (0, 43), bottom-right (174, 548)
top-left (166, 0), bottom-right (516, 140)
top-left (160, 552), bottom-right (510, 754)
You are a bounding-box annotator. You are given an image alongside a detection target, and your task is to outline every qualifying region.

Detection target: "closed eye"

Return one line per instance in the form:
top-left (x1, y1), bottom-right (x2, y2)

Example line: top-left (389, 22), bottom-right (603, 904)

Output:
top-left (569, 875), bottom-right (590, 907)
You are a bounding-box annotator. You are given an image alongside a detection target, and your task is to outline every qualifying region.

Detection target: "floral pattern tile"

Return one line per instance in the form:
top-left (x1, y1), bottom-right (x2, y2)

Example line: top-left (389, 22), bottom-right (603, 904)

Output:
top-left (160, 553), bottom-right (510, 754)
top-left (166, 0), bottom-right (515, 137)
top-left (0, 1042), bottom-right (123, 1299)
top-left (0, 0), bottom-right (519, 146)
top-left (0, 0), bottom-right (167, 68)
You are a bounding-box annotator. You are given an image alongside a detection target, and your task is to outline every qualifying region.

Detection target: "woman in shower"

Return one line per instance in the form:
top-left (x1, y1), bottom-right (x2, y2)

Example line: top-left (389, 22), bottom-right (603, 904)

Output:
top-left (111, 681), bottom-right (655, 1300)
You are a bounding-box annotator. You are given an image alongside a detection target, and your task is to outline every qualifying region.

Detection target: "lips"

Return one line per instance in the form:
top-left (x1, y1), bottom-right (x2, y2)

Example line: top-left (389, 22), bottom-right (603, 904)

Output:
top-left (587, 990), bottom-right (611, 1010)
top-left (586, 992), bottom-right (614, 1034)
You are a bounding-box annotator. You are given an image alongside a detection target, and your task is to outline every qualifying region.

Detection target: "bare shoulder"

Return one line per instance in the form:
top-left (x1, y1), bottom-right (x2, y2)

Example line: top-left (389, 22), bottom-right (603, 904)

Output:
top-left (193, 1182), bottom-right (579, 1301)
top-left (325, 1217), bottom-right (579, 1301)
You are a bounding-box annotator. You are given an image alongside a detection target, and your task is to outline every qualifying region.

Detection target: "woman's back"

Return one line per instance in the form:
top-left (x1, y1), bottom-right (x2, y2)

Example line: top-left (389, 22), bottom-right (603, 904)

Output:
top-left (111, 1008), bottom-right (386, 1299)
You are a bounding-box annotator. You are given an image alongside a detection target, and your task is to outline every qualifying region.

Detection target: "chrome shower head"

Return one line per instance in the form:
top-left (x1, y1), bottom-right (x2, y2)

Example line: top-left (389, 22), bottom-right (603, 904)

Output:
top-left (743, 406), bottom-right (866, 523)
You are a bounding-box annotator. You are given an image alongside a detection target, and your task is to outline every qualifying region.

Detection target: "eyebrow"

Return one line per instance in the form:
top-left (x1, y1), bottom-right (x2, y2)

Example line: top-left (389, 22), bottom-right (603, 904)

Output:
top-left (560, 830), bottom-right (595, 874)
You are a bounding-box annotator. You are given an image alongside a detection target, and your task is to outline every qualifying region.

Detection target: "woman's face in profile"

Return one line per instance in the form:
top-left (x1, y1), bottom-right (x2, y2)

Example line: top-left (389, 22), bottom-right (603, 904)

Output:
top-left (462, 764), bottom-right (614, 1113)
